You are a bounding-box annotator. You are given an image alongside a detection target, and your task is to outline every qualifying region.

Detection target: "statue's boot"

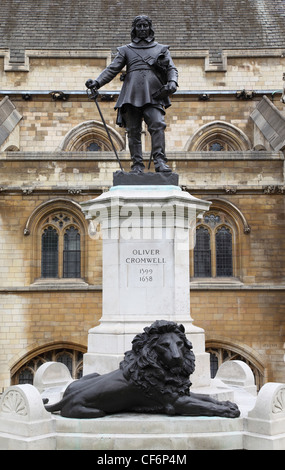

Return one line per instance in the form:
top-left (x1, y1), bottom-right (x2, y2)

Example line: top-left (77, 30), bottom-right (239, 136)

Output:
top-left (148, 121), bottom-right (172, 173)
top-left (151, 133), bottom-right (172, 172)
top-left (130, 163), bottom-right (145, 173)
top-left (153, 157), bottom-right (172, 172)
top-left (128, 129), bottom-right (145, 174)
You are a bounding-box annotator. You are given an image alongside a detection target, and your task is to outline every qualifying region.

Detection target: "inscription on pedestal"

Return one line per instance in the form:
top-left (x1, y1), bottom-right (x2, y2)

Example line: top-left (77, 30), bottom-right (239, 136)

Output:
top-left (120, 242), bottom-right (172, 288)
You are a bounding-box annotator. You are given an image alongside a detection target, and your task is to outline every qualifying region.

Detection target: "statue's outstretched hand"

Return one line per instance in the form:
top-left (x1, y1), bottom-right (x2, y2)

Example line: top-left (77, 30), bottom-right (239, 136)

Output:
top-left (85, 79), bottom-right (98, 89)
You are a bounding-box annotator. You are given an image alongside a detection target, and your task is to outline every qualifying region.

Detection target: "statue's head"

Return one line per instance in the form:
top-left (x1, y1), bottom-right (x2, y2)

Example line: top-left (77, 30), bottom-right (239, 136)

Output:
top-left (131, 15), bottom-right (155, 41)
top-left (120, 320), bottom-right (195, 398)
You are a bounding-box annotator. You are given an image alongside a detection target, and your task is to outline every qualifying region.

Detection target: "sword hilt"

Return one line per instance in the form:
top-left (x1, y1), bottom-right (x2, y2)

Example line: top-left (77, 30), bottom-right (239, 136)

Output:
top-left (86, 87), bottom-right (99, 100)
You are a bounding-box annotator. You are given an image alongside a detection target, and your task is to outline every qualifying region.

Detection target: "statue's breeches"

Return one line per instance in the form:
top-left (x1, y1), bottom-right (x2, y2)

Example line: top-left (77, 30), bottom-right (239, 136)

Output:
top-left (122, 104), bottom-right (166, 163)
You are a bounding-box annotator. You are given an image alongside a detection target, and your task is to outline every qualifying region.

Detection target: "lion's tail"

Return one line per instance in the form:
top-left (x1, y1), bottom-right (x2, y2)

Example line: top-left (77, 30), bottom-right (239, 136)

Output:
top-left (44, 398), bottom-right (64, 413)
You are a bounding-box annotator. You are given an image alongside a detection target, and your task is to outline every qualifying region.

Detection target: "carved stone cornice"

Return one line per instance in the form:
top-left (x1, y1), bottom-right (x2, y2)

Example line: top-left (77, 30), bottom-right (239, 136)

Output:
top-left (263, 185), bottom-right (285, 194)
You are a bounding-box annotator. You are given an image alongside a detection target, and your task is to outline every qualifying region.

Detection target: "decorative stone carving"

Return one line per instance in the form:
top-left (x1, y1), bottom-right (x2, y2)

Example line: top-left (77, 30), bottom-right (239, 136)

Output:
top-left (0, 389), bottom-right (28, 416)
top-left (0, 384), bottom-right (54, 449)
top-left (68, 188), bottom-right (83, 194)
top-left (244, 382), bottom-right (285, 449)
top-left (272, 386), bottom-right (285, 414)
top-left (250, 382), bottom-right (285, 418)
top-left (0, 384), bottom-right (51, 422)
top-left (224, 186), bottom-right (237, 194)
top-left (22, 188), bottom-right (33, 195)
top-left (236, 89), bottom-right (255, 100)
top-left (263, 185), bottom-right (285, 194)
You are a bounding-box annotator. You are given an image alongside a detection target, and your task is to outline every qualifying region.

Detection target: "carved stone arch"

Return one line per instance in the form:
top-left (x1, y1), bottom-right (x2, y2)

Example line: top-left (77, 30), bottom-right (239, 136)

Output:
top-left (10, 341), bottom-right (87, 384)
top-left (23, 198), bottom-right (86, 236)
top-left (23, 198), bottom-right (89, 283)
top-left (186, 120), bottom-right (252, 151)
top-left (58, 120), bottom-right (125, 151)
top-left (205, 198), bottom-right (251, 235)
top-left (4, 145), bottom-right (19, 151)
top-left (206, 337), bottom-right (267, 390)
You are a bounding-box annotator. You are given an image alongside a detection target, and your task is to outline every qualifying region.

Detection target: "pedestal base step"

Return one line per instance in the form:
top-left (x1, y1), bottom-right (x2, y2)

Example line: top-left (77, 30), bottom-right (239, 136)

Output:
top-left (113, 170), bottom-right (179, 186)
top-left (54, 412), bottom-right (244, 450)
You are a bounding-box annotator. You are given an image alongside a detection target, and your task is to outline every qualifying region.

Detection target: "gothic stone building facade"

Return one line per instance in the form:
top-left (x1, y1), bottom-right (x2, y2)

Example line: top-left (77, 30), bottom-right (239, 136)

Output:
top-left (0, 0), bottom-right (285, 390)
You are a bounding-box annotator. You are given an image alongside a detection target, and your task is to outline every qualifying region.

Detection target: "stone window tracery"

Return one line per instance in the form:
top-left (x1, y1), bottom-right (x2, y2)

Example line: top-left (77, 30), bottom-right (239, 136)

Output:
top-left (194, 226), bottom-right (211, 277)
top-left (216, 226), bottom-right (233, 277)
top-left (206, 345), bottom-right (265, 391)
top-left (41, 226), bottom-right (59, 278)
top-left (59, 120), bottom-right (125, 152)
top-left (193, 211), bottom-right (235, 278)
top-left (40, 212), bottom-right (81, 279)
top-left (187, 121), bottom-right (251, 152)
top-left (24, 199), bottom-right (89, 284)
top-left (11, 347), bottom-right (85, 385)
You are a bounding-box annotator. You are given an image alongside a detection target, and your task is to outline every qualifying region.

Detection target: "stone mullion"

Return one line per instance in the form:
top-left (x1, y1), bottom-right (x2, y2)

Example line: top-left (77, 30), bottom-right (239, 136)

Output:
top-left (58, 231), bottom-right (64, 279)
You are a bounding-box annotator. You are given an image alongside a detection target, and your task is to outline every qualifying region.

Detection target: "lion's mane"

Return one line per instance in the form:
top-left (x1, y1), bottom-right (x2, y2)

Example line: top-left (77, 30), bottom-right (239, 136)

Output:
top-left (120, 320), bottom-right (195, 400)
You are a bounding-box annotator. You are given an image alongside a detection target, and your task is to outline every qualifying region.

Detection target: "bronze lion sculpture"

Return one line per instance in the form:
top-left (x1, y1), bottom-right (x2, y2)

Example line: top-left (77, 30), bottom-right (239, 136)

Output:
top-left (44, 320), bottom-right (240, 419)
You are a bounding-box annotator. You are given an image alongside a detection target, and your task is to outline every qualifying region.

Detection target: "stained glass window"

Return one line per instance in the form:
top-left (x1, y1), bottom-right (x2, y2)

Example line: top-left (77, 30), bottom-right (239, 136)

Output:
top-left (63, 226), bottom-right (81, 278)
top-left (216, 226), bottom-right (233, 276)
top-left (194, 227), bottom-right (211, 277)
top-left (18, 368), bottom-right (34, 385)
top-left (209, 142), bottom-right (224, 151)
top-left (41, 214), bottom-right (81, 279)
top-left (12, 349), bottom-right (84, 384)
top-left (209, 353), bottom-right (219, 378)
top-left (41, 226), bottom-right (58, 277)
top-left (87, 142), bottom-right (101, 151)
top-left (56, 352), bottom-right (73, 375)
top-left (193, 211), bottom-right (235, 279)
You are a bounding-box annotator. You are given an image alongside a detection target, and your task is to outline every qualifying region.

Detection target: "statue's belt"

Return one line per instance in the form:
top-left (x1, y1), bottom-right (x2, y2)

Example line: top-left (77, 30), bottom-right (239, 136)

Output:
top-left (126, 65), bottom-right (155, 73)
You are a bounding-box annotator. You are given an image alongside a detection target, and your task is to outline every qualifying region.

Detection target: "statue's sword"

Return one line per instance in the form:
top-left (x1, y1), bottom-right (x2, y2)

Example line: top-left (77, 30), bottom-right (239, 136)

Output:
top-left (86, 87), bottom-right (123, 171)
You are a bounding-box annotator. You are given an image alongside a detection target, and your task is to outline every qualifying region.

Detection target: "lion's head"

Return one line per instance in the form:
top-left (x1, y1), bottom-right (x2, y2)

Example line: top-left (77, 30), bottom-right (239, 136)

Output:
top-left (120, 320), bottom-right (195, 399)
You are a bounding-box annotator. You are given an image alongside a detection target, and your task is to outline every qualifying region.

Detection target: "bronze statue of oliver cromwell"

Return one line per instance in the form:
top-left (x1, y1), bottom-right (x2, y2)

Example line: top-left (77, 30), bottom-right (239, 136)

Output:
top-left (86, 15), bottom-right (178, 173)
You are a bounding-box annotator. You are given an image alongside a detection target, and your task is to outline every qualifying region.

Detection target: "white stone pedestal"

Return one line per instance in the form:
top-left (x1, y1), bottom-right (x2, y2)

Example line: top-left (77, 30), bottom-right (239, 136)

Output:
top-left (2, 372), bottom-right (285, 449)
top-left (81, 185), bottom-right (212, 388)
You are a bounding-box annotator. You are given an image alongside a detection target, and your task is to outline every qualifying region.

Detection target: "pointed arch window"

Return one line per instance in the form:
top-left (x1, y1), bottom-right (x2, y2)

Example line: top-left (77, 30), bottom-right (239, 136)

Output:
top-left (11, 346), bottom-right (85, 385)
top-left (187, 121), bottom-right (251, 152)
top-left (216, 226), bottom-right (233, 277)
top-left (41, 227), bottom-right (59, 278)
top-left (86, 142), bottom-right (101, 151)
top-left (58, 121), bottom-right (125, 152)
top-left (206, 343), bottom-right (265, 391)
top-left (193, 211), bottom-right (235, 278)
top-left (40, 213), bottom-right (82, 279)
top-left (194, 227), bottom-right (211, 277)
top-left (63, 226), bottom-right (81, 278)
top-left (24, 199), bottom-right (89, 284)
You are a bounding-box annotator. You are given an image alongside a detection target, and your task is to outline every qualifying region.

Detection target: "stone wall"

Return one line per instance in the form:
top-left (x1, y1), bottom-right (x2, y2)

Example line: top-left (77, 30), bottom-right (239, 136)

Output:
top-left (1, 54), bottom-right (284, 92)
top-left (1, 54), bottom-right (284, 153)
top-left (0, 290), bottom-right (101, 388)
top-left (191, 289), bottom-right (285, 383)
